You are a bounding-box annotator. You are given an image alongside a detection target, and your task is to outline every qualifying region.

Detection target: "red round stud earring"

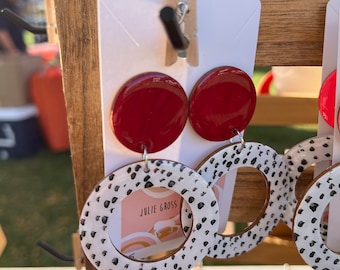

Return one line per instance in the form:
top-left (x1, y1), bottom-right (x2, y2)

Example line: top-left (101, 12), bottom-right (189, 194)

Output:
top-left (189, 66), bottom-right (256, 141)
top-left (318, 70), bottom-right (337, 128)
top-left (111, 72), bottom-right (188, 153)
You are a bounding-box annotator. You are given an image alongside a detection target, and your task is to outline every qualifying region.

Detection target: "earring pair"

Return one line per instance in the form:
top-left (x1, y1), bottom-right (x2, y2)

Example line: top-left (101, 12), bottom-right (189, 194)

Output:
top-left (80, 66), bottom-right (290, 268)
top-left (111, 66), bottom-right (256, 154)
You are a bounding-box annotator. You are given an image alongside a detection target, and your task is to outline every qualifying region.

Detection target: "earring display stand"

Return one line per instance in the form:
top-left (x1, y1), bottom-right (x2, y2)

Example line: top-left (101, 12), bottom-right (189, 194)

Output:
top-left (98, 0), bottom-right (261, 258)
top-left (53, 0), bottom-right (330, 269)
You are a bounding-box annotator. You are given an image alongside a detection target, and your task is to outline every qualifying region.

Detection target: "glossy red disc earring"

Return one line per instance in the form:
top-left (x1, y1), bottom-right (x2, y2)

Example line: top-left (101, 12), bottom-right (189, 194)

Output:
top-left (189, 66), bottom-right (256, 141)
top-left (111, 72), bottom-right (188, 153)
top-left (318, 70), bottom-right (337, 128)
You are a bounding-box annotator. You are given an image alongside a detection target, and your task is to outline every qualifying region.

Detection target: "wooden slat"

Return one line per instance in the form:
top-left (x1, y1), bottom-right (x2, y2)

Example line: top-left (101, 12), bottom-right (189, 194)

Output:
top-left (54, 0), bottom-right (104, 216)
top-left (55, 2), bottom-right (102, 269)
top-left (256, 0), bottom-right (328, 66)
top-left (204, 234), bottom-right (306, 265)
top-left (229, 167), bottom-right (314, 222)
top-left (250, 96), bottom-right (319, 126)
top-left (44, 0), bottom-right (58, 44)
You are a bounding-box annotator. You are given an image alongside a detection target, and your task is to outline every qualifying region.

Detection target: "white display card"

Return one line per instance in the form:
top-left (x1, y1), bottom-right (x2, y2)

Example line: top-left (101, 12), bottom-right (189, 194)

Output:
top-left (98, 0), bottom-right (261, 258)
top-left (317, 0), bottom-right (340, 253)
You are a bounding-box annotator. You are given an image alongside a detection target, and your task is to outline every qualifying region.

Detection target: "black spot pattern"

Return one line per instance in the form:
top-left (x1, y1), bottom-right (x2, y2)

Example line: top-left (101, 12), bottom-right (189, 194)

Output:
top-left (282, 135), bottom-right (333, 229)
top-left (192, 142), bottom-right (288, 259)
top-left (294, 164), bottom-right (340, 269)
top-left (79, 159), bottom-right (219, 269)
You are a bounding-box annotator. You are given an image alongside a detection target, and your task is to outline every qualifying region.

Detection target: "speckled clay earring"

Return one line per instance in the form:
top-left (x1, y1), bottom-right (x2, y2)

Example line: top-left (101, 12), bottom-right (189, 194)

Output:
top-left (195, 140), bottom-right (289, 259)
top-left (184, 66), bottom-right (290, 258)
top-left (79, 159), bottom-right (220, 269)
top-left (282, 135), bottom-right (333, 231)
top-left (293, 163), bottom-right (340, 270)
top-left (79, 72), bottom-right (220, 269)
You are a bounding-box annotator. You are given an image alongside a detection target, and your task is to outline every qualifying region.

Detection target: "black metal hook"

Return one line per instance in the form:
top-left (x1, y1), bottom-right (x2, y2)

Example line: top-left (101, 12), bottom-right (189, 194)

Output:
top-left (159, 6), bottom-right (189, 51)
top-left (37, 241), bottom-right (75, 263)
top-left (0, 8), bottom-right (47, 35)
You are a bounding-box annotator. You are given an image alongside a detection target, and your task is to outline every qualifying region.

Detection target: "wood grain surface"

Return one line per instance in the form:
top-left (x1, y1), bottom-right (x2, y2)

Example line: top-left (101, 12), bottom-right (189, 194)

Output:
top-left (54, 0), bottom-right (104, 216)
top-left (250, 96), bottom-right (319, 125)
top-left (256, 0), bottom-right (327, 66)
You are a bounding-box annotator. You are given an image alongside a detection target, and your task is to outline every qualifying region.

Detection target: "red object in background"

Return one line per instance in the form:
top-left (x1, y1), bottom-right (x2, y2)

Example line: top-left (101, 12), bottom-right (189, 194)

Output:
top-left (189, 66), bottom-right (256, 141)
top-left (29, 65), bottom-right (70, 151)
top-left (27, 43), bottom-right (59, 62)
top-left (257, 70), bottom-right (274, 95)
top-left (318, 70), bottom-right (337, 128)
top-left (111, 72), bottom-right (188, 153)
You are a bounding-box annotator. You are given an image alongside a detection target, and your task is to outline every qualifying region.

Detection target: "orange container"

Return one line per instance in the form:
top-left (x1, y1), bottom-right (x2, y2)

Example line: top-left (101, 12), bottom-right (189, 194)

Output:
top-left (29, 66), bottom-right (70, 151)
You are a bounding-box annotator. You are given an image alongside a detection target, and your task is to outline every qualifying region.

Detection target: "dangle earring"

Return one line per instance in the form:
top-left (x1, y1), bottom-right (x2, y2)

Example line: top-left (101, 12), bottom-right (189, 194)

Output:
top-left (78, 72), bottom-right (220, 269)
top-left (293, 163), bottom-right (340, 270)
top-left (282, 135), bottom-right (333, 231)
top-left (184, 66), bottom-right (289, 258)
top-left (288, 70), bottom-right (338, 238)
top-left (292, 68), bottom-right (339, 265)
top-left (196, 135), bottom-right (289, 259)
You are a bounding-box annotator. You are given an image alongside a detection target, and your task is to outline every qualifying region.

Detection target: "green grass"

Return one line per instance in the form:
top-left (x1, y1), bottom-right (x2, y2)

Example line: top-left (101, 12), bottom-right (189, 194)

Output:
top-left (245, 125), bottom-right (317, 154)
top-left (23, 31), bottom-right (35, 47)
top-left (0, 67), bottom-right (318, 266)
top-left (0, 148), bottom-right (78, 267)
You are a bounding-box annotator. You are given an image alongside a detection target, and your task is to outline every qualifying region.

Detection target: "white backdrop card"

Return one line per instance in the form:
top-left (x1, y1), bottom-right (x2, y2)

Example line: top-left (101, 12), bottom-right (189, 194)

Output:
top-left (317, 0), bottom-right (340, 252)
top-left (99, 0), bottom-right (261, 171)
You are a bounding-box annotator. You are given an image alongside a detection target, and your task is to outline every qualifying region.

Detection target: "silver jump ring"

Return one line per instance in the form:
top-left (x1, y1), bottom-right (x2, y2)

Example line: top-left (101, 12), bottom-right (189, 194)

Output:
top-left (177, 2), bottom-right (189, 24)
top-left (233, 129), bottom-right (246, 153)
top-left (142, 145), bottom-right (149, 172)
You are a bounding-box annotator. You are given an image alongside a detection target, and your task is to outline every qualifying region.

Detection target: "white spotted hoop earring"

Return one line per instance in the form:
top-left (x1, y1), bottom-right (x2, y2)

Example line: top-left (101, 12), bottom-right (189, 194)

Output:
top-left (182, 139), bottom-right (289, 259)
top-left (293, 163), bottom-right (340, 270)
top-left (79, 159), bottom-right (219, 269)
top-left (282, 135), bottom-right (333, 233)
